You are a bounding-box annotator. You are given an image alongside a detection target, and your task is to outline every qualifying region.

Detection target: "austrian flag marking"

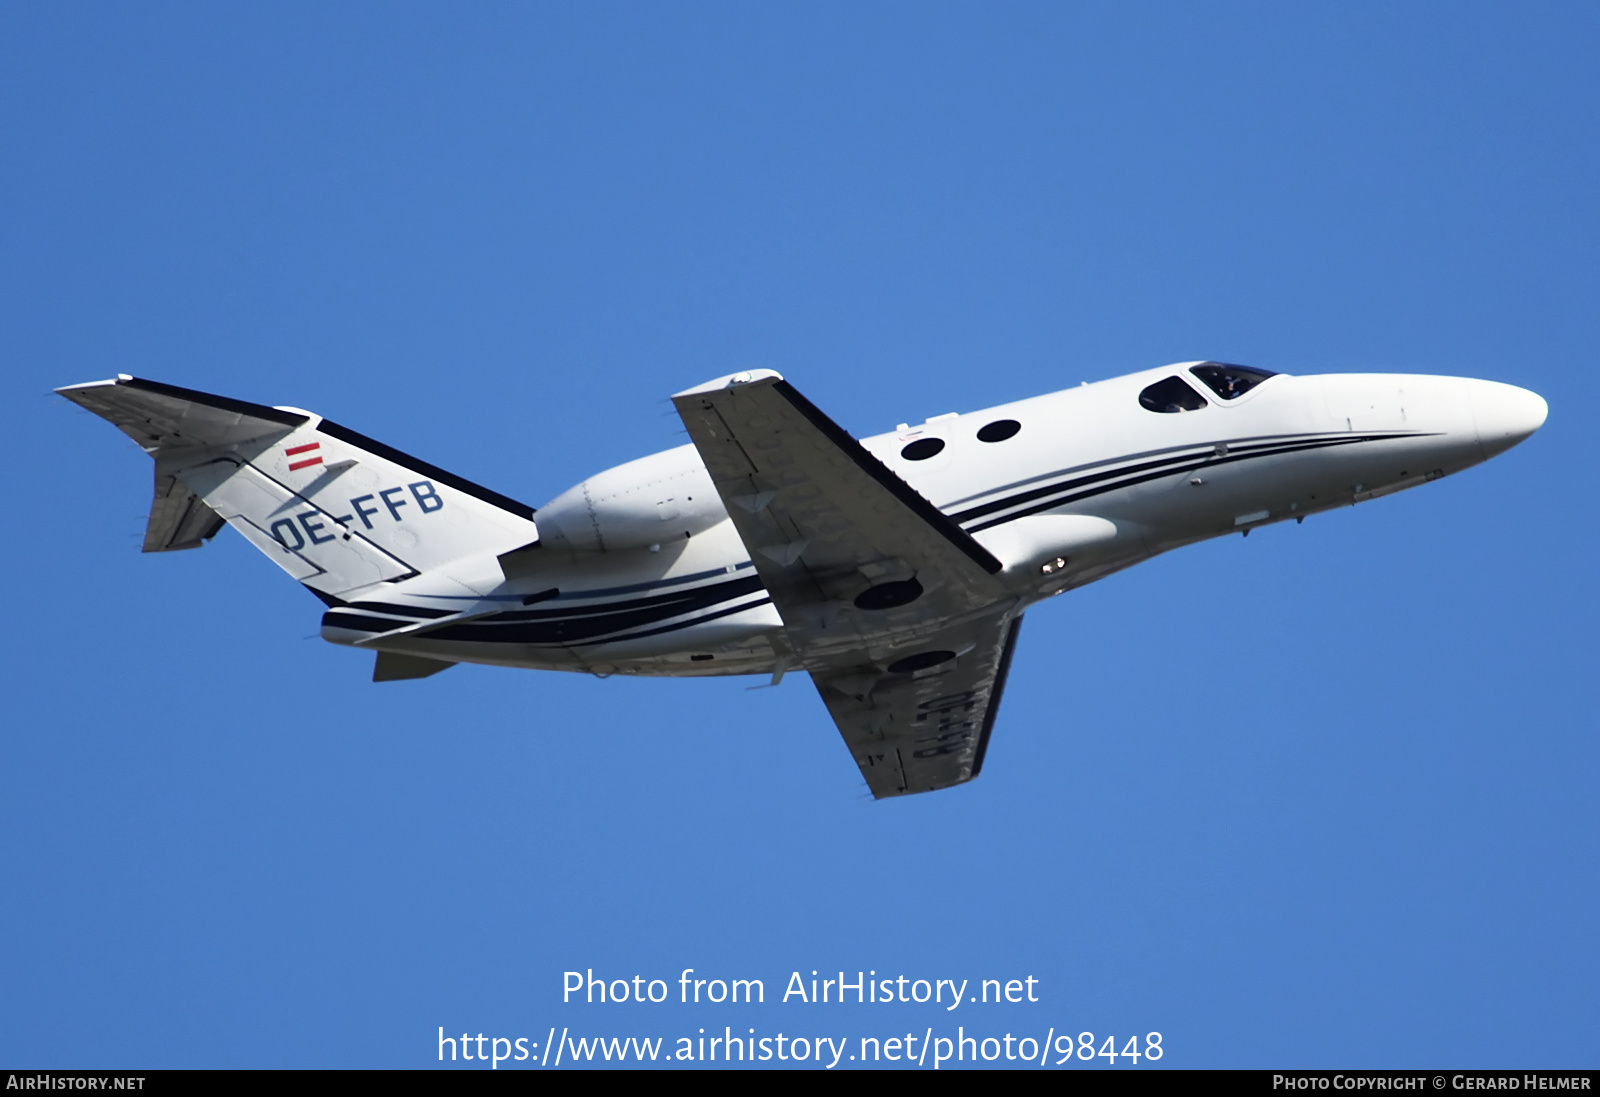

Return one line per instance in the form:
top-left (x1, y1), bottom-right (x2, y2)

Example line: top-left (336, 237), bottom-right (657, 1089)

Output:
top-left (286, 441), bottom-right (323, 471)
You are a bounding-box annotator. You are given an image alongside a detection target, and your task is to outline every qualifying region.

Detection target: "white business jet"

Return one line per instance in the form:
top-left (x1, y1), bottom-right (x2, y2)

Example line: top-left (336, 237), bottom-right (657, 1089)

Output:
top-left (59, 363), bottom-right (1545, 797)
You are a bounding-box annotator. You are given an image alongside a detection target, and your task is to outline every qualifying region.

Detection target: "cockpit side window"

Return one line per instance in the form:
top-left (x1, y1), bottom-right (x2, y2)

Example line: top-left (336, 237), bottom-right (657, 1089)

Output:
top-left (1189, 362), bottom-right (1277, 401)
top-left (1138, 376), bottom-right (1209, 413)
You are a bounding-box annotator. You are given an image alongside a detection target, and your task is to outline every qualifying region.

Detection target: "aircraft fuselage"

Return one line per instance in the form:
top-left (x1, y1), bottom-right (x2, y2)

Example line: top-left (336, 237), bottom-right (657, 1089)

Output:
top-left (319, 362), bottom-right (1544, 678)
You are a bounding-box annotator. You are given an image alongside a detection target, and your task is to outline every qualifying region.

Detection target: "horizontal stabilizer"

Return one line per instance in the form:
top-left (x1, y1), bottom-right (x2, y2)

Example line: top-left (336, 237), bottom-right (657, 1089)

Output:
top-left (144, 473), bottom-right (226, 552)
top-left (62, 376), bottom-right (306, 553)
top-left (57, 376), bottom-right (308, 453)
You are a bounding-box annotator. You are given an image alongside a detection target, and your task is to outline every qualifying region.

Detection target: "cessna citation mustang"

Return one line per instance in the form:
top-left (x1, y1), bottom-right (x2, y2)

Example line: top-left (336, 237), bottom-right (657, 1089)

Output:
top-left (60, 363), bottom-right (1545, 797)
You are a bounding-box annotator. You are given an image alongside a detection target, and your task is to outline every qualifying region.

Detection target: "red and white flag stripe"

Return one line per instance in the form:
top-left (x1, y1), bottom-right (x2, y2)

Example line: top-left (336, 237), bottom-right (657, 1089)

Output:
top-left (285, 441), bottom-right (323, 471)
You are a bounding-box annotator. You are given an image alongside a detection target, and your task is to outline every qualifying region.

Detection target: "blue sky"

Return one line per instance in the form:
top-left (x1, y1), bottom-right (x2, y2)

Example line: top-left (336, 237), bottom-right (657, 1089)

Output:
top-left (2, 2), bottom-right (1595, 1069)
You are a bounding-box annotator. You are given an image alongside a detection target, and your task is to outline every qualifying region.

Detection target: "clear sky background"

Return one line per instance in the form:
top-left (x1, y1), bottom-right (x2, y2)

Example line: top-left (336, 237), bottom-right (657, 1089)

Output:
top-left (2, 2), bottom-right (1595, 1070)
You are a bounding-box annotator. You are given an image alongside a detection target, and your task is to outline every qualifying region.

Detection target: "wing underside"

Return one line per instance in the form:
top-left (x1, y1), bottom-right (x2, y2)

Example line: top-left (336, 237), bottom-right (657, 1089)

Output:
top-left (812, 615), bottom-right (1021, 797)
top-left (672, 370), bottom-right (1021, 797)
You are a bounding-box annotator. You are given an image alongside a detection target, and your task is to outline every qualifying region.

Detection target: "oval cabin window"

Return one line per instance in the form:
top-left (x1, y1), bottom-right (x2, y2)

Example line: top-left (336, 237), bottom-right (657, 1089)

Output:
top-left (900, 438), bottom-right (946, 461)
top-left (977, 419), bottom-right (1021, 442)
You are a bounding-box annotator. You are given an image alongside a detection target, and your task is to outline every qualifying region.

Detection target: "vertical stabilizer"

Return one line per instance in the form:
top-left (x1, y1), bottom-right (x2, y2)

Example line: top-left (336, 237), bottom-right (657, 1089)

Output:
top-left (59, 376), bottom-right (540, 598)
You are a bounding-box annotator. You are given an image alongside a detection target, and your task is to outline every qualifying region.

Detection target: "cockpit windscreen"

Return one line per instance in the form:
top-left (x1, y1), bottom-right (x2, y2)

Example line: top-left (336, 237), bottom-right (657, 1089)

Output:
top-left (1138, 376), bottom-right (1209, 413)
top-left (1188, 362), bottom-right (1277, 400)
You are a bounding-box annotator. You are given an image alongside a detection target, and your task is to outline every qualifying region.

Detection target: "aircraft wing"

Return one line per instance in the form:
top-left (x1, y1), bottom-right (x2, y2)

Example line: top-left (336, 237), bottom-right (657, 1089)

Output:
top-left (672, 370), bottom-right (1019, 796)
top-left (812, 614), bottom-right (1022, 798)
top-left (671, 370), bottom-right (1005, 653)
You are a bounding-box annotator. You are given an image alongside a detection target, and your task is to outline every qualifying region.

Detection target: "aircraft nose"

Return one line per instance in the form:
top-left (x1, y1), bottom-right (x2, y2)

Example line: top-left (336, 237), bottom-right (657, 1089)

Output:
top-left (1469, 380), bottom-right (1547, 459)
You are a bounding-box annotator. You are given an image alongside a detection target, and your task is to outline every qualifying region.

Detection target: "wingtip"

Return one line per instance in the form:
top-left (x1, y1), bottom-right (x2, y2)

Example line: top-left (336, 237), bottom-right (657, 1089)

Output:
top-left (54, 376), bottom-right (129, 397)
top-left (671, 368), bottom-right (784, 400)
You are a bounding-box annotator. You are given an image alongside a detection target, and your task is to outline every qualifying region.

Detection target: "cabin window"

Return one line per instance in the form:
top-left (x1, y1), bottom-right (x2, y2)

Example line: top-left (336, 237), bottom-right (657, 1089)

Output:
top-left (1189, 362), bottom-right (1277, 400)
top-left (1138, 376), bottom-right (1208, 413)
top-left (977, 419), bottom-right (1021, 442)
top-left (901, 437), bottom-right (946, 460)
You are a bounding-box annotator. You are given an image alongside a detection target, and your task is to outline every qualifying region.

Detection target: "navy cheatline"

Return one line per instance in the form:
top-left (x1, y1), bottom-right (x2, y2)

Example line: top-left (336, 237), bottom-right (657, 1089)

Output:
top-left (950, 431), bottom-right (1433, 533)
top-left (426, 575), bottom-right (768, 645)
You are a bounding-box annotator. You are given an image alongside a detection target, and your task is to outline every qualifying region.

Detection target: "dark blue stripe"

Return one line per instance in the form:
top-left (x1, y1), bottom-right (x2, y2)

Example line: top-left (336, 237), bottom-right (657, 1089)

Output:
top-left (570, 596), bottom-right (774, 647)
top-left (423, 576), bottom-right (765, 644)
top-left (958, 434), bottom-right (1415, 533)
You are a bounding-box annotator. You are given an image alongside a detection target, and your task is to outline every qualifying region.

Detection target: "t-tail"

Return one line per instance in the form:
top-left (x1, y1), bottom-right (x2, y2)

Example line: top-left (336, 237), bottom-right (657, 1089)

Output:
top-left (57, 376), bottom-right (540, 603)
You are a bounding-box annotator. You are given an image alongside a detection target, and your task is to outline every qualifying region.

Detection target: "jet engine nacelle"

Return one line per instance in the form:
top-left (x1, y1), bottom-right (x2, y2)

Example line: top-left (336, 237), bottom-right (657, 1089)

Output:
top-left (537, 444), bottom-right (727, 554)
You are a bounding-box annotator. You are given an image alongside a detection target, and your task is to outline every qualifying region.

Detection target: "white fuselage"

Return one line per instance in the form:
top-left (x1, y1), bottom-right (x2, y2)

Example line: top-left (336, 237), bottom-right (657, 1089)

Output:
top-left (319, 364), bottom-right (1545, 677)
